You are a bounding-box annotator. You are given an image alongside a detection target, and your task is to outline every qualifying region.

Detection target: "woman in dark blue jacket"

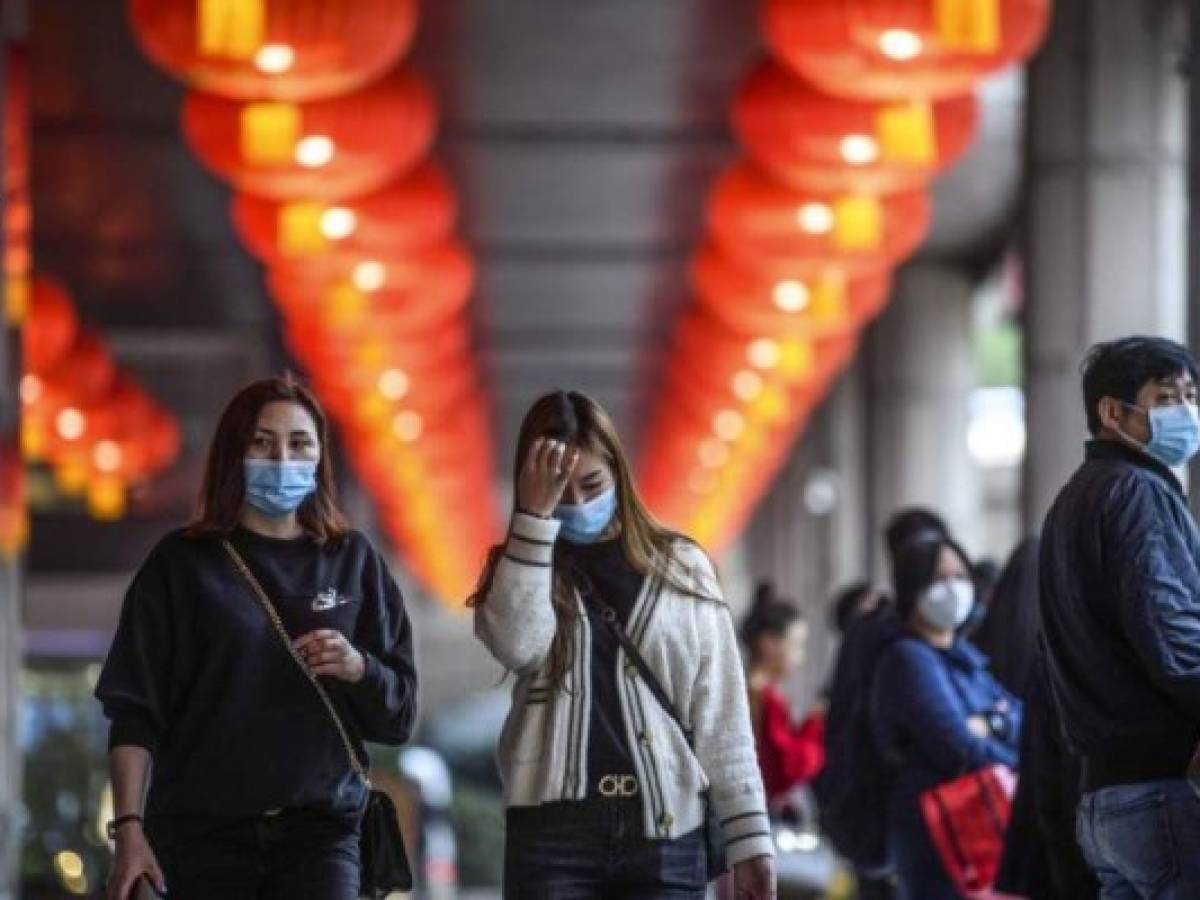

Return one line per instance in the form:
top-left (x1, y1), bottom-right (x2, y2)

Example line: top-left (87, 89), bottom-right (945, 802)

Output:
top-left (871, 535), bottom-right (1022, 900)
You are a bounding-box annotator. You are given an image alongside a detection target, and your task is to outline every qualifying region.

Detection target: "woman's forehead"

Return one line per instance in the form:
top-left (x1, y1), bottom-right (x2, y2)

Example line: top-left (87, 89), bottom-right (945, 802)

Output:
top-left (255, 401), bottom-right (317, 432)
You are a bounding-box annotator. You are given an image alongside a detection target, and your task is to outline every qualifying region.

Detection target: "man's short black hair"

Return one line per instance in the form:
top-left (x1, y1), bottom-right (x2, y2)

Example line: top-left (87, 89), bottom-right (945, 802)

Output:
top-left (1081, 337), bottom-right (1198, 436)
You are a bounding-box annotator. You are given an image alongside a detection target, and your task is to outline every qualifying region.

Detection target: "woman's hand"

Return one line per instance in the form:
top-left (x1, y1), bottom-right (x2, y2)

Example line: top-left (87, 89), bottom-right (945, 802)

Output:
top-left (106, 824), bottom-right (166, 900)
top-left (733, 854), bottom-right (777, 899)
top-left (516, 437), bottom-right (580, 518)
top-left (294, 629), bottom-right (366, 682)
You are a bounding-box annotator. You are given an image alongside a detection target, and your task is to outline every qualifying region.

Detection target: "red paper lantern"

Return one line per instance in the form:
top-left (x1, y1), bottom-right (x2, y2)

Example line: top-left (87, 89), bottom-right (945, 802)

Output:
top-left (708, 161), bottom-right (931, 275)
top-left (285, 318), bottom-right (472, 376)
top-left (269, 241), bottom-right (475, 336)
top-left (24, 277), bottom-right (80, 374)
top-left (733, 60), bottom-right (978, 194)
top-left (181, 69), bottom-right (436, 200)
top-left (761, 0), bottom-right (1051, 100)
top-left (691, 241), bottom-right (893, 337)
top-left (232, 163), bottom-right (458, 264)
top-left (128, 0), bottom-right (418, 101)
top-left (38, 331), bottom-right (119, 408)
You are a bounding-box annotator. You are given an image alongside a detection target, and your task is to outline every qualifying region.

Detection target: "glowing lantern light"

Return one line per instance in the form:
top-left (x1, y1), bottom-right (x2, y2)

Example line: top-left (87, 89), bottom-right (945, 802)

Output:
top-left (393, 411), bottom-right (425, 443)
top-left (378, 369), bottom-right (411, 401)
top-left (254, 43), bottom-right (295, 75)
top-left (294, 134), bottom-right (334, 169)
top-left (352, 261), bottom-right (387, 292)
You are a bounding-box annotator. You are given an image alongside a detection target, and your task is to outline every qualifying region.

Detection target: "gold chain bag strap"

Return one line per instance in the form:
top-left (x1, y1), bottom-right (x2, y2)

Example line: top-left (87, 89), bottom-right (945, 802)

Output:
top-left (221, 539), bottom-right (413, 897)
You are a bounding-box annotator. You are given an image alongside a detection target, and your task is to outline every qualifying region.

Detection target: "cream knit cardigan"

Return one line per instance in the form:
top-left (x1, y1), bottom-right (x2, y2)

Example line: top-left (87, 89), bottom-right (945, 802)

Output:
top-left (474, 512), bottom-right (775, 867)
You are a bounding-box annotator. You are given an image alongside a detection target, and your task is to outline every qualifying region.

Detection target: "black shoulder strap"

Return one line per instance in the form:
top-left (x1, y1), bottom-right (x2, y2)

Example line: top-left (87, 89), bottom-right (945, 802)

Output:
top-left (572, 565), bottom-right (694, 747)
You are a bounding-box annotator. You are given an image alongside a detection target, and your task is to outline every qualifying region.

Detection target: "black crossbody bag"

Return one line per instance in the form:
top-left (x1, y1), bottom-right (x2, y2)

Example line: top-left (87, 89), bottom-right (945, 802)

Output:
top-left (223, 540), bottom-right (413, 898)
top-left (573, 568), bottom-right (728, 881)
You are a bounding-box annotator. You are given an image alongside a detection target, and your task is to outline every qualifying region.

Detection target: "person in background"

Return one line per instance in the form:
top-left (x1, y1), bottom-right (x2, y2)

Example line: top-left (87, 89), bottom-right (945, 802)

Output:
top-left (815, 508), bottom-right (950, 900)
top-left (871, 535), bottom-right (1021, 900)
top-left (971, 539), bottom-right (1040, 699)
top-left (470, 390), bottom-right (775, 900)
top-left (830, 581), bottom-right (885, 636)
top-left (1040, 336), bottom-right (1200, 896)
top-left (740, 582), bottom-right (826, 808)
top-left (979, 538), bottom-right (1098, 899)
top-left (96, 375), bottom-right (417, 900)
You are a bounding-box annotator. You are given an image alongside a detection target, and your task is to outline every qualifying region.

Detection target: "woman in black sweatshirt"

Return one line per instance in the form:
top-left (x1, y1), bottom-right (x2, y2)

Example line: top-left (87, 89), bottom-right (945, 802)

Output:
top-left (96, 375), bottom-right (417, 900)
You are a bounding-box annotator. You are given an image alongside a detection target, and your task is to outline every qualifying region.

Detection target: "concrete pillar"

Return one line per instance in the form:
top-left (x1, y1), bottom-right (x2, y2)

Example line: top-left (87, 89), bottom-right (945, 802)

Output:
top-left (0, 6), bottom-right (24, 897)
top-left (865, 263), bottom-right (980, 570)
top-left (1023, 0), bottom-right (1188, 528)
top-left (739, 362), bottom-right (872, 703)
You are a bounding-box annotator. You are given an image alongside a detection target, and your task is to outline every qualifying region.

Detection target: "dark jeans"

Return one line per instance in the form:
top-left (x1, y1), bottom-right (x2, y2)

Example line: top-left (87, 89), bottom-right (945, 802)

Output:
top-left (149, 807), bottom-right (360, 900)
top-left (504, 797), bottom-right (707, 899)
top-left (1077, 779), bottom-right (1200, 900)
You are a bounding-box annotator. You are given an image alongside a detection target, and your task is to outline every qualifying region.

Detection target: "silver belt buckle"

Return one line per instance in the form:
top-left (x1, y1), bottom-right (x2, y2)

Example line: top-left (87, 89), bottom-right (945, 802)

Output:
top-left (263, 808), bottom-right (283, 818)
top-left (598, 774), bottom-right (639, 798)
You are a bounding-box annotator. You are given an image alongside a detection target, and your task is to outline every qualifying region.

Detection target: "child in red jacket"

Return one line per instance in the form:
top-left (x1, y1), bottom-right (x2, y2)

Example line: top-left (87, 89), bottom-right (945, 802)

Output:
top-left (741, 582), bottom-right (826, 805)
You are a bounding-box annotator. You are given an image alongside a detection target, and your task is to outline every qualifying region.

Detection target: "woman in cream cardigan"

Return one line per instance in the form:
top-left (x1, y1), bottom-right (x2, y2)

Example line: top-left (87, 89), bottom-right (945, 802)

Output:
top-left (470, 390), bottom-right (775, 899)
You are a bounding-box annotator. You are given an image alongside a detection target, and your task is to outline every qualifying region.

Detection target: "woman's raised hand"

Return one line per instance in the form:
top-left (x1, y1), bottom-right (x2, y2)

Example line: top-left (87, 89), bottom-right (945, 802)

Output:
top-left (517, 437), bottom-right (580, 518)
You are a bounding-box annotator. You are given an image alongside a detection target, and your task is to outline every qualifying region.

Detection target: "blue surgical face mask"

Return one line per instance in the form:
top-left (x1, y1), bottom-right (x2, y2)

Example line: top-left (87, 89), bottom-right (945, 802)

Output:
top-left (554, 487), bottom-right (617, 544)
top-left (1122, 402), bottom-right (1200, 469)
top-left (243, 459), bottom-right (318, 519)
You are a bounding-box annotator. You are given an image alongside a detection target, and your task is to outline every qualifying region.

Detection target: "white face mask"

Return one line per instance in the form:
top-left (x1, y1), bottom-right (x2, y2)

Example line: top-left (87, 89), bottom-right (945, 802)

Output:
top-left (917, 578), bottom-right (975, 632)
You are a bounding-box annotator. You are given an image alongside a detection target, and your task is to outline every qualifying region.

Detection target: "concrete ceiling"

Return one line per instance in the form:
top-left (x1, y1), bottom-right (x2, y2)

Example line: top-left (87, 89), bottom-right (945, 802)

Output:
top-left (26, 0), bottom-right (1023, 578)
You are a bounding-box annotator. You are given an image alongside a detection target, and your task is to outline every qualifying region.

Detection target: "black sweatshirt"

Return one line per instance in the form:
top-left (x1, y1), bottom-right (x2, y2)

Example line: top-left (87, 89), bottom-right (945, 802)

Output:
top-left (562, 539), bottom-right (641, 790)
top-left (95, 526), bottom-right (418, 822)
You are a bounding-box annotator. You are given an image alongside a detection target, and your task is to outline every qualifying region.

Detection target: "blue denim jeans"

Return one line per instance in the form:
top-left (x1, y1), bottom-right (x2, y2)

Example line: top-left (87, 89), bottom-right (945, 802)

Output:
top-left (504, 797), bottom-right (707, 899)
top-left (149, 807), bottom-right (360, 900)
top-left (1077, 779), bottom-right (1200, 899)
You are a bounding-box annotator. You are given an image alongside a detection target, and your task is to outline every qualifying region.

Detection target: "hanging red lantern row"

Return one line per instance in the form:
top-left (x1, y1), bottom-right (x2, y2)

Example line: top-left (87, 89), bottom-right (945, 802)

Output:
top-left (5, 46), bottom-right (30, 325)
top-left (761, 0), bottom-right (1051, 101)
top-left (128, 0), bottom-right (419, 101)
top-left (181, 68), bottom-right (436, 200)
top-left (127, 0), bottom-right (500, 598)
top-left (732, 60), bottom-right (978, 194)
top-left (21, 276), bottom-right (183, 520)
top-left (636, 0), bottom-right (1053, 551)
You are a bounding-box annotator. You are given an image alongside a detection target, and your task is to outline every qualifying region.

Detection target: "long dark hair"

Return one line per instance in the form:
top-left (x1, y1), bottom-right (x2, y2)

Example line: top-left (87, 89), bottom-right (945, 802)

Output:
top-left (893, 535), bottom-right (972, 624)
top-left (187, 374), bottom-right (347, 544)
top-left (468, 390), bottom-right (715, 683)
top-left (971, 537), bottom-right (1040, 698)
top-left (739, 581), bottom-right (801, 662)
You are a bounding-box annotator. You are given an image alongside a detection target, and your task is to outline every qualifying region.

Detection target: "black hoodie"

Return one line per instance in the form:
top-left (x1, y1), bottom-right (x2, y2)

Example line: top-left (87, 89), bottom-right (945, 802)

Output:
top-left (95, 526), bottom-right (417, 822)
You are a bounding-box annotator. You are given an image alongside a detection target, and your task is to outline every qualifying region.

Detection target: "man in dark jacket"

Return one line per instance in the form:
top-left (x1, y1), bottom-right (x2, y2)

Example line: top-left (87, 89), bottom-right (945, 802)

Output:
top-left (1040, 336), bottom-right (1200, 895)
